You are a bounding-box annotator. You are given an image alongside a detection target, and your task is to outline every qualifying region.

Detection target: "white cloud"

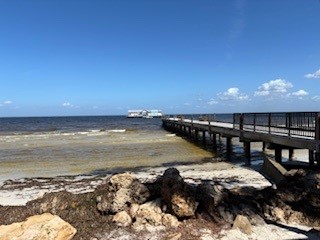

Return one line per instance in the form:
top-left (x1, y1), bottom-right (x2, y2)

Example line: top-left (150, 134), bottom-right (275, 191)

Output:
top-left (207, 99), bottom-right (218, 105)
top-left (286, 90), bottom-right (309, 100)
top-left (254, 79), bottom-right (293, 97)
top-left (305, 69), bottom-right (320, 79)
top-left (183, 102), bottom-right (191, 106)
top-left (0, 100), bottom-right (12, 107)
top-left (292, 90), bottom-right (309, 97)
top-left (62, 102), bottom-right (74, 108)
top-left (312, 96), bottom-right (320, 101)
top-left (219, 87), bottom-right (249, 101)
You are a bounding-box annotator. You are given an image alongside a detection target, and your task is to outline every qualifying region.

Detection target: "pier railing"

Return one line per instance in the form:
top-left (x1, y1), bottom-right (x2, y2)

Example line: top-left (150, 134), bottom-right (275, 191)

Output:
top-left (163, 112), bottom-right (320, 140)
top-left (234, 112), bottom-right (320, 139)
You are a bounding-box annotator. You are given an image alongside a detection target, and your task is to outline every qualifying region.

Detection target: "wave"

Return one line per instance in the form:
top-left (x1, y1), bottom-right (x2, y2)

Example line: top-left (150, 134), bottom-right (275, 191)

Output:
top-left (108, 129), bottom-right (126, 133)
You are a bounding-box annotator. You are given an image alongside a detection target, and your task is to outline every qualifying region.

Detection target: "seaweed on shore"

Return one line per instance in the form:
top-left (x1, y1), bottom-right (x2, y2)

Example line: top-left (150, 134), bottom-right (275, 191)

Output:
top-left (1, 168), bottom-right (320, 239)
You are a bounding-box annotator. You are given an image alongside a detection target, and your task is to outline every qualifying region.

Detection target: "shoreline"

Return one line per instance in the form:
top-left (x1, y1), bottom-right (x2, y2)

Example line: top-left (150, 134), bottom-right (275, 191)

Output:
top-left (0, 159), bottom-right (271, 207)
top-left (1, 159), bottom-right (320, 240)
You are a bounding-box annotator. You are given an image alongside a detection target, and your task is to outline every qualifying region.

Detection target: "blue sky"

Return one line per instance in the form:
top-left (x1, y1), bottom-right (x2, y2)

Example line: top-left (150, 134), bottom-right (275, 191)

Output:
top-left (0, 0), bottom-right (320, 117)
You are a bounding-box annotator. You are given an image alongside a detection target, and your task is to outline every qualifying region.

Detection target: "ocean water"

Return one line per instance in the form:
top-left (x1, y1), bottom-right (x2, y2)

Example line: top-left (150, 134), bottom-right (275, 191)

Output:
top-left (0, 116), bottom-right (214, 181)
top-left (0, 115), bottom-right (309, 182)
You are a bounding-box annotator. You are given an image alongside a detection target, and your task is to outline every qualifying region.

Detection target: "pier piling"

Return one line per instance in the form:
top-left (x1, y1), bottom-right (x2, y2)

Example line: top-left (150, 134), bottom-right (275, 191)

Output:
top-left (244, 141), bottom-right (251, 165)
top-left (162, 112), bottom-right (320, 168)
top-left (226, 137), bottom-right (232, 158)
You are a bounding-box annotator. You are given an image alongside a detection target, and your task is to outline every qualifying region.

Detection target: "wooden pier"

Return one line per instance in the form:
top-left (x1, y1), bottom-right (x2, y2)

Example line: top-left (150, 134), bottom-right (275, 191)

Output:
top-left (162, 112), bottom-right (320, 167)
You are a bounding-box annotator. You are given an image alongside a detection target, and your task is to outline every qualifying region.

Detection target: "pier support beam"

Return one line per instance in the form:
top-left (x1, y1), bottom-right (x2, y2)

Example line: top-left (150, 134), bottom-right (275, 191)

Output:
top-left (262, 142), bottom-right (266, 152)
top-left (309, 150), bottom-right (315, 166)
top-left (195, 129), bottom-right (199, 141)
top-left (244, 141), bottom-right (251, 165)
top-left (188, 127), bottom-right (192, 138)
top-left (315, 113), bottom-right (320, 167)
top-left (202, 131), bottom-right (206, 145)
top-left (275, 146), bottom-right (282, 164)
top-left (289, 148), bottom-right (294, 161)
top-left (211, 133), bottom-right (217, 149)
top-left (226, 137), bottom-right (232, 159)
top-left (316, 151), bottom-right (320, 167)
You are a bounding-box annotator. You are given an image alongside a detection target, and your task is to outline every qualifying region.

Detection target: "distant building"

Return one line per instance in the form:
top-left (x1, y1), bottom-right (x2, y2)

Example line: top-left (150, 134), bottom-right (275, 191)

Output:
top-left (127, 109), bottom-right (162, 118)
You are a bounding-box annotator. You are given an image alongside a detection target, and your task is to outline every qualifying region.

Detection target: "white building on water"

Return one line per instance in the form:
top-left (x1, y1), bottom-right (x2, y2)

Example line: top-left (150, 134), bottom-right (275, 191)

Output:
top-left (127, 109), bottom-right (163, 118)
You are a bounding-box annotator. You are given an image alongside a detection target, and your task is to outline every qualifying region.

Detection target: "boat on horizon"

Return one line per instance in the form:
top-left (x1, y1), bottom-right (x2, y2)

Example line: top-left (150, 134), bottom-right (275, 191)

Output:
top-left (127, 109), bottom-right (163, 118)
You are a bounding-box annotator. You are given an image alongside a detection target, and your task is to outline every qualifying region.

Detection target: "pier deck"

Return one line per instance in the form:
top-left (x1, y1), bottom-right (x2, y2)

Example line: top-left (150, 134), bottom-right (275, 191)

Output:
top-left (162, 112), bottom-right (320, 167)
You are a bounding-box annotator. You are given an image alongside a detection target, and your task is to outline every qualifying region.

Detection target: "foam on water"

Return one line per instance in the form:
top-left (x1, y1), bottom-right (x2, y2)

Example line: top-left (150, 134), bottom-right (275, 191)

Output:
top-left (0, 117), bottom-right (214, 181)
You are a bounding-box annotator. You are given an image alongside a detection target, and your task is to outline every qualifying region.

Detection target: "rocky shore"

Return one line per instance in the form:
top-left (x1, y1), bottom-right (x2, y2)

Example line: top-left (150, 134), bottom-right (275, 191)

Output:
top-left (1, 160), bottom-right (320, 239)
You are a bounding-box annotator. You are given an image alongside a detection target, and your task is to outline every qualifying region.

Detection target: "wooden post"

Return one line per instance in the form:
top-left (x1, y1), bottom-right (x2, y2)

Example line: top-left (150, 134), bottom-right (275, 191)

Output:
top-left (289, 148), bottom-right (294, 161)
top-left (316, 113), bottom-right (320, 165)
top-left (316, 152), bottom-right (320, 167)
top-left (202, 131), bottom-right (206, 145)
top-left (262, 142), bottom-right (266, 151)
top-left (288, 113), bottom-right (292, 136)
top-left (275, 145), bottom-right (282, 164)
top-left (195, 129), bottom-right (199, 141)
top-left (309, 150), bottom-right (315, 166)
top-left (226, 137), bottom-right (232, 159)
top-left (188, 126), bottom-right (192, 138)
top-left (244, 141), bottom-right (251, 165)
top-left (240, 114), bottom-right (244, 131)
top-left (268, 113), bottom-right (271, 133)
top-left (212, 133), bottom-right (217, 148)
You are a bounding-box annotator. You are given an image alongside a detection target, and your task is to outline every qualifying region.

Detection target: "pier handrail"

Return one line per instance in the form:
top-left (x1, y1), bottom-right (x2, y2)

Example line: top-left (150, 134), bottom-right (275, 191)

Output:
top-left (162, 112), bottom-right (320, 164)
top-left (163, 112), bottom-right (320, 140)
top-left (233, 112), bottom-right (320, 139)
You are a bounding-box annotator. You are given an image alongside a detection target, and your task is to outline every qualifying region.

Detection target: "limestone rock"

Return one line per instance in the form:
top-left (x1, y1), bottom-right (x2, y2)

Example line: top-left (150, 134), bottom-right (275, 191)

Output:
top-left (287, 211), bottom-right (305, 225)
top-left (160, 168), bottom-right (197, 218)
top-left (0, 213), bottom-right (76, 240)
top-left (134, 199), bottom-right (163, 227)
top-left (167, 232), bottom-right (182, 240)
top-left (129, 203), bottom-right (140, 219)
top-left (271, 207), bottom-right (286, 222)
top-left (129, 199), bottom-right (180, 231)
top-left (97, 172), bottom-right (150, 214)
top-left (302, 173), bottom-right (320, 190)
top-left (162, 213), bottom-right (180, 228)
top-left (107, 172), bottom-right (139, 191)
top-left (96, 195), bottom-right (109, 213)
top-left (217, 206), bottom-right (234, 224)
top-left (111, 188), bottom-right (133, 213)
top-left (170, 192), bottom-right (197, 217)
top-left (232, 214), bottom-right (252, 235)
top-left (112, 211), bottom-right (132, 227)
top-left (197, 183), bottom-right (228, 207)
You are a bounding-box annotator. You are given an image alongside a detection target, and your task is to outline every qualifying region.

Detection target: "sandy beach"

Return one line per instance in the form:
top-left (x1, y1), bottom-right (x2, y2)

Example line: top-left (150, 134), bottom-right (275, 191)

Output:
top-left (1, 158), bottom-right (319, 240)
top-left (0, 160), bottom-right (271, 207)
